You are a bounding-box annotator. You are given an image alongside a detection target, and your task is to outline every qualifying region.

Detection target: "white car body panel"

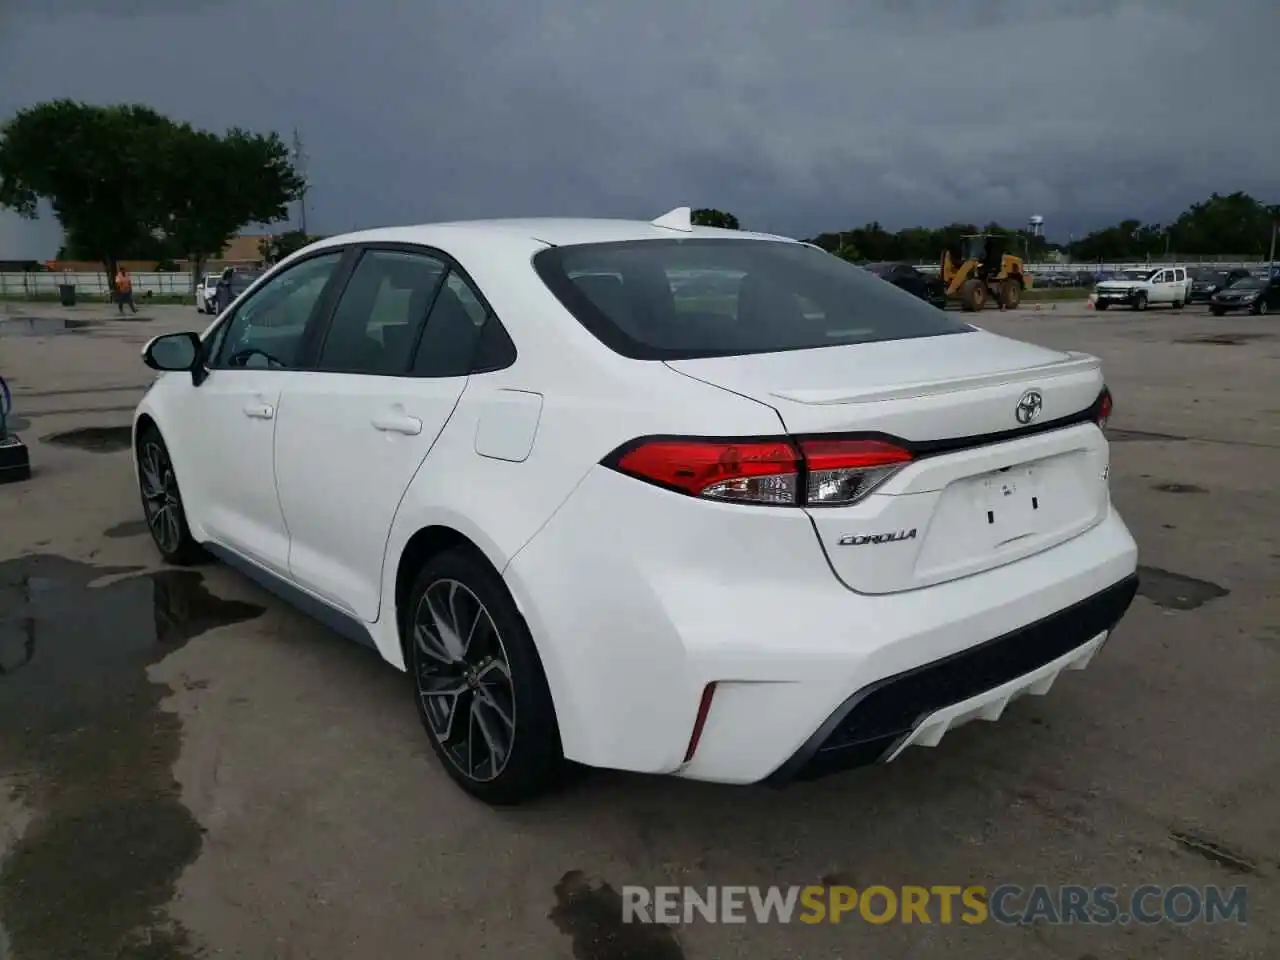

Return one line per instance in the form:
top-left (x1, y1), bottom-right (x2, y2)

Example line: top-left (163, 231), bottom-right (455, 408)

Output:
top-left (167, 369), bottom-right (293, 576)
top-left (273, 371), bottom-right (469, 621)
top-left (133, 216), bottom-right (1139, 787)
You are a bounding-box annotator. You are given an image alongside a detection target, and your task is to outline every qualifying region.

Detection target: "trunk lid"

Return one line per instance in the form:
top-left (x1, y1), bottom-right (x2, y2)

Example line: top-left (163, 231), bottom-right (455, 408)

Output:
top-left (666, 331), bottom-right (1110, 594)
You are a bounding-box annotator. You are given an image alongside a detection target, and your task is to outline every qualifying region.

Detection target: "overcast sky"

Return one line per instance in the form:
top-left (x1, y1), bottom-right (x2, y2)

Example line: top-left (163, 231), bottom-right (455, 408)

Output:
top-left (1, 0), bottom-right (1277, 258)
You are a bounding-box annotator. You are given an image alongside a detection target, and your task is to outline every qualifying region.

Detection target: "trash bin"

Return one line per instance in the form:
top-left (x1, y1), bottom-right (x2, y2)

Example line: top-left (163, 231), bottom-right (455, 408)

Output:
top-left (58, 284), bottom-right (76, 307)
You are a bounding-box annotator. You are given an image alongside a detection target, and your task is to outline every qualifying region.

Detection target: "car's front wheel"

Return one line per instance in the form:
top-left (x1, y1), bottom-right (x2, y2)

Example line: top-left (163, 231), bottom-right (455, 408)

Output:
top-left (1211, 306), bottom-right (1226, 317)
top-left (1132, 292), bottom-right (1148, 311)
top-left (405, 547), bottom-right (564, 805)
top-left (136, 425), bottom-right (205, 565)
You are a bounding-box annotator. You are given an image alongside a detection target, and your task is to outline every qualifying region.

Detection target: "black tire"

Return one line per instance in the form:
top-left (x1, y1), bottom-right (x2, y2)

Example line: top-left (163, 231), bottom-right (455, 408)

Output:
top-left (1095, 301), bottom-right (1109, 311)
top-left (959, 278), bottom-right (986, 312)
top-left (1172, 299), bottom-right (1183, 309)
top-left (404, 547), bottom-right (564, 805)
top-left (999, 278), bottom-right (1021, 309)
top-left (1211, 306), bottom-right (1226, 317)
top-left (135, 424), bottom-right (206, 565)
top-left (1132, 292), bottom-right (1148, 312)
top-left (1253, 301), bottom-right (1268, 316)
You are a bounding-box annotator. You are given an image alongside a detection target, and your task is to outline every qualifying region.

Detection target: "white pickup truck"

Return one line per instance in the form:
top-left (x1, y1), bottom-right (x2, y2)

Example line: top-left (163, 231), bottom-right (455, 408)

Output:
top-left (195, 274), bottom-right (220, 314)
top-left (1093, 266), bottom-right (1192, 311)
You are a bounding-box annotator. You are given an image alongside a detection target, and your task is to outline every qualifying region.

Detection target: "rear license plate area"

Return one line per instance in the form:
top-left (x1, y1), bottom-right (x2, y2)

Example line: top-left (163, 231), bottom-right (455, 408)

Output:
top-left (981, 466), bottom-right (1042, 547)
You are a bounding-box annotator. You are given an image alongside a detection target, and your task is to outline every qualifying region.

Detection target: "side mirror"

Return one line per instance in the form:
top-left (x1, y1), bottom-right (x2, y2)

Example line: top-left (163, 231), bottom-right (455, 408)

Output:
top-left (142, 332), bottom-right (206, 385)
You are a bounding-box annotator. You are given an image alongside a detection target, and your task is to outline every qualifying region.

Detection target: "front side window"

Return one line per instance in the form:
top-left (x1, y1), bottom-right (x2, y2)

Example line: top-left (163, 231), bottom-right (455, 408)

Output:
top-left (213, 251), bottom-right (344, 370)
top-left (316, 249), bottom-right (447, 375)
top-left (534, 239), bottom-right (971, 360)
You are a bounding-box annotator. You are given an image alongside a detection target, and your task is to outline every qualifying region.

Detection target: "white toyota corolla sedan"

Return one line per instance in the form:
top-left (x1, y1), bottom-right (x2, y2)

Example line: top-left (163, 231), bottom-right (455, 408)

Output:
top-left (133, 208), bottom-right (1139, 804)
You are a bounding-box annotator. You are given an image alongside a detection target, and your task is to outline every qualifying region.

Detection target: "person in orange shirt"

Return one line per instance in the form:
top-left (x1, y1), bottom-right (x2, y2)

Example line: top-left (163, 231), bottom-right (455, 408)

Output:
top-left (114, 266), bottom-right (137, 314)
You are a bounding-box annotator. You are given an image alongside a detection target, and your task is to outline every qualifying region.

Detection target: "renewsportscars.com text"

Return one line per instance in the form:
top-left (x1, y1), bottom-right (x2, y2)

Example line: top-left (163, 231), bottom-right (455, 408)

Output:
top-left (622, 884), bottom-right (1248, 926)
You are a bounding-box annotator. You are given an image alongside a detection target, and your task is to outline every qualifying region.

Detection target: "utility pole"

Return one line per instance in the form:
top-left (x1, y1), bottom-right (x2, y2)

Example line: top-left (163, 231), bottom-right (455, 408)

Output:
top-left (1269, 220), bottom-right (1277, 274)
top-left (292, 128), bottom-right (309, 236)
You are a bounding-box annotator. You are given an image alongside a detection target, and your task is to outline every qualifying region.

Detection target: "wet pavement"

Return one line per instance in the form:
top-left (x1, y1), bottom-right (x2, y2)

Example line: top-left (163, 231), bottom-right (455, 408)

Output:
top-left (0, 557), bottom-right (263, 960)
top-left (0, 302), bottom-right (1277, 959)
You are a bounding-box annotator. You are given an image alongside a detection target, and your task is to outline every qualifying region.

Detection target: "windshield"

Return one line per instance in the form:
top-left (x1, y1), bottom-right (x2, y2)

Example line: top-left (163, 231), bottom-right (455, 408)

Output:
top-left (229, 270), bottom-right (262, 293)
top-left (1228, 276), bottom-right (1264, 289)
top-left (533, 239), bottom-right (971, 360)
top-left (1116, 270), bottom-right (1150, 281)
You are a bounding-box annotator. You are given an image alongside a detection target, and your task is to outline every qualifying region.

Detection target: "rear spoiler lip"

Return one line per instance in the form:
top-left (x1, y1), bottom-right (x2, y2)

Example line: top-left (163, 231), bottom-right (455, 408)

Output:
top-left (769, 352), bottom-right (1101, 406)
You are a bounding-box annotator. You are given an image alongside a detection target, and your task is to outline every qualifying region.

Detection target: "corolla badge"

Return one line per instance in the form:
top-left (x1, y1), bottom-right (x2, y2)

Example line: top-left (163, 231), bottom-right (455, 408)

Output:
top-left (1014, 389), bottom-right (1043, 425)
top-left (838, 528), bottom-right (918, 546)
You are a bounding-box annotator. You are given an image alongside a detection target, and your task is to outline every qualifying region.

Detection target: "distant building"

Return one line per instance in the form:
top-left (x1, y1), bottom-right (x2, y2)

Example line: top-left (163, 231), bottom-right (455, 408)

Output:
top-left (218, 233), bottom-right (269, 263)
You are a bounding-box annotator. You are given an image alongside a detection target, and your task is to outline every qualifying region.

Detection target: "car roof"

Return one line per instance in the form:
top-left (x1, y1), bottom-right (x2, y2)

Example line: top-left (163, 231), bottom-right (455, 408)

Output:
top-left (309, 217), bottom-right (796, 251)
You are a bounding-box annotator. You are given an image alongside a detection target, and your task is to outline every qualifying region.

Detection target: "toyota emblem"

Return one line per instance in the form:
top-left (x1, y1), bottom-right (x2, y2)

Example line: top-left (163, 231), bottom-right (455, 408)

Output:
top-left (1015, 390), bottom-right (1043, 425)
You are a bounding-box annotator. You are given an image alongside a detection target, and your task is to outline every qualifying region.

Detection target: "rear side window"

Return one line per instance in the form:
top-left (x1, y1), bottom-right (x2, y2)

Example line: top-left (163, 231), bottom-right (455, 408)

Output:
top-left (317, 249), bottom-right (446, 375)
top-left (533, 239), bottom-right (971, 360)
top-left (411, 271), bottom-right (490, 378)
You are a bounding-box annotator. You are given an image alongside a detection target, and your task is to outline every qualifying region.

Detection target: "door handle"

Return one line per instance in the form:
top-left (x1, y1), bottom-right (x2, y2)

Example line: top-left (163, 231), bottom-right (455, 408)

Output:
top-left (243, 402), bottom-right (274, 419)
top-left (372, 413), bottom-right (423, 436)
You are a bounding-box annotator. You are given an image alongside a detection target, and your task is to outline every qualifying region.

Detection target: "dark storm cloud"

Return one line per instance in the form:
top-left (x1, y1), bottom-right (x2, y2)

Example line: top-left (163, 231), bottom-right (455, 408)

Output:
top-left (2, 0), bottom-right (1278, 256)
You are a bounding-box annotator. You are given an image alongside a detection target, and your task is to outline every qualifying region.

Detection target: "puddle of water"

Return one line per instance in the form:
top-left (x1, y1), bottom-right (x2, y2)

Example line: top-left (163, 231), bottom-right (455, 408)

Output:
top-left (0, 555), bottom-right (264, 959)
top-left (1136, 565), bottom-right (1230, 611)
top-left (1150, 482), bottom-right (1208, 494)
top-left (0, 317), bottom-right (95, 337)
top-left (550, 870), bottom-right (685, 960)
top-left (104, 519), bottom-right (150, 539)
top-left (41, 425), bottom-right (133, 453)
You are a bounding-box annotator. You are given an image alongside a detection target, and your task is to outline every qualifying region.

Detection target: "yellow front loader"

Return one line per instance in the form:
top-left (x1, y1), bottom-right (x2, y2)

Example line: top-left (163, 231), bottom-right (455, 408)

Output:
top-left (941, 234), bottom-right (1032, 311)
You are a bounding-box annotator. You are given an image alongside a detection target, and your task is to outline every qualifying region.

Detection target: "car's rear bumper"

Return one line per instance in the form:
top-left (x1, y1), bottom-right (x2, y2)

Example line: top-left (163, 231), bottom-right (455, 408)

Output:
top-left (505, 466), bottom-right (1139, 784)
top-left (765, 574), bottom-right (1136, 784)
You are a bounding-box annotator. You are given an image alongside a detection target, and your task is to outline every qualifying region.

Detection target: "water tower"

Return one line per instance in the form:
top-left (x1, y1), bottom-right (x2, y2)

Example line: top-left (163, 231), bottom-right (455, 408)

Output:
top-left (1028, 215), bottom-right (1045, 237)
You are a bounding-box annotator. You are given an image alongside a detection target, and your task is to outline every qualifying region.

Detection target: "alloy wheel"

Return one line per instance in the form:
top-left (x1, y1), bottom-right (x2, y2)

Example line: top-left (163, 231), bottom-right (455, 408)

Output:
top-left (412, 579), bottom-right (517, 782)
top-left (139, 440), bottom-right (183, 555)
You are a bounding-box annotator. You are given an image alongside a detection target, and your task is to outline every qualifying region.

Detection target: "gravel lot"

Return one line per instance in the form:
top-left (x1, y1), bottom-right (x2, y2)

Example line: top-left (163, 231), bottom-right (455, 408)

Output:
top-left (1, 299), bottom-right (1276, 960)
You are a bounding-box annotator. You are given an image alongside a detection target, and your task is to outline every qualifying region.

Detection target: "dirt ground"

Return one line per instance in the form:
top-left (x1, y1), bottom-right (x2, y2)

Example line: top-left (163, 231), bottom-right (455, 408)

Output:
top-left (1, 299), bottom-right (1276, 959)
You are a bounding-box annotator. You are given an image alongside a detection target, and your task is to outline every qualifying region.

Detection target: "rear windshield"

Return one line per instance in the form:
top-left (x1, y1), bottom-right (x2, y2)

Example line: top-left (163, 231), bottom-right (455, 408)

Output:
top-left (532, 239), bottom-right (971, 360)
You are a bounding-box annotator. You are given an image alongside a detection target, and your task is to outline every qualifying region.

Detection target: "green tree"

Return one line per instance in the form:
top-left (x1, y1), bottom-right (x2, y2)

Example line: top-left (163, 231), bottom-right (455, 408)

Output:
top-left (1166, 192), bottom-right (1273, 257)
top-left (155, 124), bottom-right (302, 289)
top-left (691, 208), bottom-right (740, 230)
top-left (259, 229), bottom-right (323, 265)
top-left (0, 100), bottom-right (176, 279)
top-left (1, 100), bottom-right (302, 290)
top-left (834, 241), bottom-right (861, 263)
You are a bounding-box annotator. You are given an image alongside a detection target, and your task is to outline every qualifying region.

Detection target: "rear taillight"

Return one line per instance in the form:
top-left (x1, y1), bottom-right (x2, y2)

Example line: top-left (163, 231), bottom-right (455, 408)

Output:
top-left (606, 436), bottom-right (913, 507)
top-left (1094, 387), bottom-right (1113, 430)
top-left (799, 438), bottom-right (913, 505)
